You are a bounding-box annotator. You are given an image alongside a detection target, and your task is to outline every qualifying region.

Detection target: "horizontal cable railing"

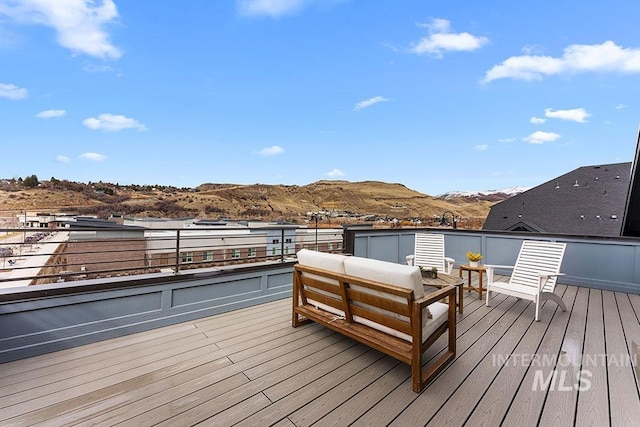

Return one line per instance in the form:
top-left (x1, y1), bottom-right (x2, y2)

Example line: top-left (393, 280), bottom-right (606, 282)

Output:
top-left (0, 226), bottom-right (345, 288)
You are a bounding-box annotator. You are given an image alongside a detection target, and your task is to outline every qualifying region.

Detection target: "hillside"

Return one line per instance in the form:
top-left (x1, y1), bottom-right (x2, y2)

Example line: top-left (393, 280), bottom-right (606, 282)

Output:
top-left (0, 179), bottom-right (510, 227)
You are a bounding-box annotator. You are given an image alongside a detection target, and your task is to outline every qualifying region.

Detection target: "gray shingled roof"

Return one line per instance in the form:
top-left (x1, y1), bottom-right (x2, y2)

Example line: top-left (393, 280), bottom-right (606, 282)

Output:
top-left (482, 162), bottom-right (631, 236)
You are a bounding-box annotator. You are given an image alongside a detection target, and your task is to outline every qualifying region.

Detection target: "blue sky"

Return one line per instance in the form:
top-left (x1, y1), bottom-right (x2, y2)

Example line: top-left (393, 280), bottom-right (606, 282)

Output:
top-left (1, 0), bottom-right (640, 195)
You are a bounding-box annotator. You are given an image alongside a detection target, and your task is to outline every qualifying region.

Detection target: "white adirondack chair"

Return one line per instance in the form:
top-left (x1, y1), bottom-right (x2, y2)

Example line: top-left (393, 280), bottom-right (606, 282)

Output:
top-left (485, 240), bottom-right (567, 321)
top-left (406, 233), bottom-right (455, 274)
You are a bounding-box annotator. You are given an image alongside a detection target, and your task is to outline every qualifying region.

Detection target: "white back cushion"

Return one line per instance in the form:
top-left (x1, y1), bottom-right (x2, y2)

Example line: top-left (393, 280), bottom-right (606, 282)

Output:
top-left (343, 256), bottom-right (424, 299)
top-left (297, 249), bottom-right (347, 274)
top-left (296, 249), bottom-right (347, 317)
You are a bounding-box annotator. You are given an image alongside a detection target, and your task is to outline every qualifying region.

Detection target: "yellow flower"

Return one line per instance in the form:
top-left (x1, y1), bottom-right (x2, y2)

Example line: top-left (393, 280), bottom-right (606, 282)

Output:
top-left (466, 251), bottom-right (482, 262)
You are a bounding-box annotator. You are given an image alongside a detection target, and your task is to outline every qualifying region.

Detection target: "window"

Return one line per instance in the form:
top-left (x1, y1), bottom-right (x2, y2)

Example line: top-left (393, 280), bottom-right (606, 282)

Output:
top-left (272, 247), bottom-right (280, 256)
top-left (248, 247), bottom-right (257, 258)
top-left (203, 251), bottom-right (213, 262)
top-left (328, 243), bottom-right (334, 251)
top-left (231, 249), bottom-right (241, 259)
top-left (181, 252), bottom-right (193, 263)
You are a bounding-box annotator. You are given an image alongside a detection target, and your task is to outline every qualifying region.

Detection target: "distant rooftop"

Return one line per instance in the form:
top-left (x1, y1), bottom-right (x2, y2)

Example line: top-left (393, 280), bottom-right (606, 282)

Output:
top-left (483, 162), bottom-right (630, 236)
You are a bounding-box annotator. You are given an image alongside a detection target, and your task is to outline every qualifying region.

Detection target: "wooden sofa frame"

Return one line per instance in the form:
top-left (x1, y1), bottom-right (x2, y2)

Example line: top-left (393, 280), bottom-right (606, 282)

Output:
top-left (292, 263), bottom-right (457, 393)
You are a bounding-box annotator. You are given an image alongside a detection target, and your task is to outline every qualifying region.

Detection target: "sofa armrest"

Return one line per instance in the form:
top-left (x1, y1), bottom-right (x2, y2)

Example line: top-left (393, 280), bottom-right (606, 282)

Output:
top-left (415, 284), bottom-right (456, 309)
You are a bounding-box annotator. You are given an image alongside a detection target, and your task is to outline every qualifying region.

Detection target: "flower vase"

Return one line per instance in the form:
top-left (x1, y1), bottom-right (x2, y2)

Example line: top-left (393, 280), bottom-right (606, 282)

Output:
top-left (469, 261), bottom-right (479, 267)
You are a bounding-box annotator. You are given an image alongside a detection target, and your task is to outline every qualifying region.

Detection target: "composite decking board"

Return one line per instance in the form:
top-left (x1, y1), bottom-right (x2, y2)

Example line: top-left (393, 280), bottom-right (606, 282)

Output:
top-left (194, 297), bottom-right (288, 326)
top-left (463, 288), bottom-right (573, 426)
top-left (193, 392), bottom-right (273, 427)
top-left (200, 309), bottom-right (290, 340)
top-left (262, 341), bottom-right (369, 402)
top-left (287, 356), bottom-right (401, 427)
top-left (18, 308), bottom-right (300, 427)
top-left (538, 285), bottom-right (588, 427)
top-left (213, 318), bottom-right (296, 351)
top-left (219, 339), bottom-right (372, 425)
top-left (616, 292), bottom-right (640, 385)
top-left (4, 282), bottom-right (640, 425)
top-left (390, 298), bottom-right (532, 426)
top-left (314, 362), bottom-right (412, 426)
top-left (235, 348), bottom-right (387, 427)
top-left (224, 323), bottom-right (327, 364)
top-left (351, 292), bottom-right (513, 427)
top-left (79, 329), bottom-right (343, 426)
top-left (167, 347), bottom-right (386, 427)
top-left (575, 289), bottom-right (609, 427)
top-left (501, 286), bottom-right (579, 427)
top-left (426, 295), bottom-right (543, 426)
top-left (603, 290), bottom-right (640, 426)
top-left (0, 321), bottom-right (199, 379)
top-left (354, 292), bottom-right (516, 427)
top-left (0, 342), bottom-right (222, 421)
top-left (5, 358), bottom-right (238, 427)
top-left (273, 417), bottom-right (297, 427)
top-left (0, 332), bottom-right (213, 397)
top-left (110, 331), bottom-right (344, 426)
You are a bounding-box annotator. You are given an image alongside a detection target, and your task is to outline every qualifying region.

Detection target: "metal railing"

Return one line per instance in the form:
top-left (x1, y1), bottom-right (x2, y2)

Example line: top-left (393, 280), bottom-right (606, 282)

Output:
top-left (0, 226), bottom-right (345, 288)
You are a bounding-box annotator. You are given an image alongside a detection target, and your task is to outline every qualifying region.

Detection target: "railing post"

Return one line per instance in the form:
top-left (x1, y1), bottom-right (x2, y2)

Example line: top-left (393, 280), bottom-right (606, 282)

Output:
top-left (280, 228), bottom-right (285, 263)
top-left (174, 229), bottom-right (181, 274)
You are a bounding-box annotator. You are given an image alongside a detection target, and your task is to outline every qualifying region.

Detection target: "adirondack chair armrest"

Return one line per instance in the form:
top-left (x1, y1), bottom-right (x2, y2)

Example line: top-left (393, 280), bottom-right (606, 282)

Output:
top-left (537, 272), bottom-right (565, 291)
top-left (484, 264), bottom-right (515, 283)
top-left (444, 257), bottom-right (455, 274)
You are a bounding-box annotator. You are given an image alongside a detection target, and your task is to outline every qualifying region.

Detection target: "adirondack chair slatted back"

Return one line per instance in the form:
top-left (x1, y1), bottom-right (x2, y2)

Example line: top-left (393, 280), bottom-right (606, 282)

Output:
top-left (510, 241), bottom-right (566, 293)
top-left (414, 233), bottom-right (446, 273)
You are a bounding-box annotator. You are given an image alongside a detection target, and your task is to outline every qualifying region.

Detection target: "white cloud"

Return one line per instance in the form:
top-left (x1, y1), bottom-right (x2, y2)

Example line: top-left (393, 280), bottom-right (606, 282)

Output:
top-left (83, 63), bottom-right (113, 73)
top-left (530, 117), bottom-right (546, 124)
top-left (0, 83), bottom-right (28, 99)
top-left (354, 96), bottom-right (389, 111)
top-left (55, 155), bottom-right (70, 163)
top-left (410, 18), bottom-right (488, 58)
top-left (484, 41), bottom-right (640, 83)
top-left (257, 145), bottom-right (285, 156)
top-left (325, 168), bottom-right (345, 177)
top-left (35, 109), bottom-right (66, 118)
top-left (615, 104), bottom-right (627, 110)
top-left (499, 137), bottom-right (516, 143)
top-left (83, 113), bottom-right (147, 132)
top-left (0, 0), bottom-right (121, 59)
top-left (79, 152), bottom-right (106, 161)
top-left (238, 0), bottom-right (305, 17)
top-left (544, 108), bottom-right (591, 123)
top-left (474, 144), bottom-right (488, 151)
top-left (523, 131), bottom-right (561, 144)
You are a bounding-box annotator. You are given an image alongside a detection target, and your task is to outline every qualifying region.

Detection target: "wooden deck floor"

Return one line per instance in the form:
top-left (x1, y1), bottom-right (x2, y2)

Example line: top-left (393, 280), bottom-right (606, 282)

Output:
top-left (1, 279), bottom-right (640, 426)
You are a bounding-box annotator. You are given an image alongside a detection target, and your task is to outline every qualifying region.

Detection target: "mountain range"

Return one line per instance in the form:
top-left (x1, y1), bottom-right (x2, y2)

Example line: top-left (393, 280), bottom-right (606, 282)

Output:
top-left (0, 178), bottom-right (527, 228)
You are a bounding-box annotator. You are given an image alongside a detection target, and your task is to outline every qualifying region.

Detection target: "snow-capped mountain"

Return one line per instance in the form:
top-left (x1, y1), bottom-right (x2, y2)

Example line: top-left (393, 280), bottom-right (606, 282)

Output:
top-left (437, 186), bottom-right (531, 200)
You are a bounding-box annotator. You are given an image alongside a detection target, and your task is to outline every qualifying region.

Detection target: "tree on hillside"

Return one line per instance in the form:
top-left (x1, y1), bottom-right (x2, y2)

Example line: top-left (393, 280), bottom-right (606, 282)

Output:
top-left (23, 175), bottom-right (39, 188)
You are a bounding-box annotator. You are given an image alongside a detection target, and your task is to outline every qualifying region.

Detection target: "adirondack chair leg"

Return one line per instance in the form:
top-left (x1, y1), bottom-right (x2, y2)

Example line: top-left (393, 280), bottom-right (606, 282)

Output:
top-left (485, 289), bottom-right (492, 307)
top-left (535, 300), bottom-right (540, 322)
top-left (541, 292), bottom-right (567, 312)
